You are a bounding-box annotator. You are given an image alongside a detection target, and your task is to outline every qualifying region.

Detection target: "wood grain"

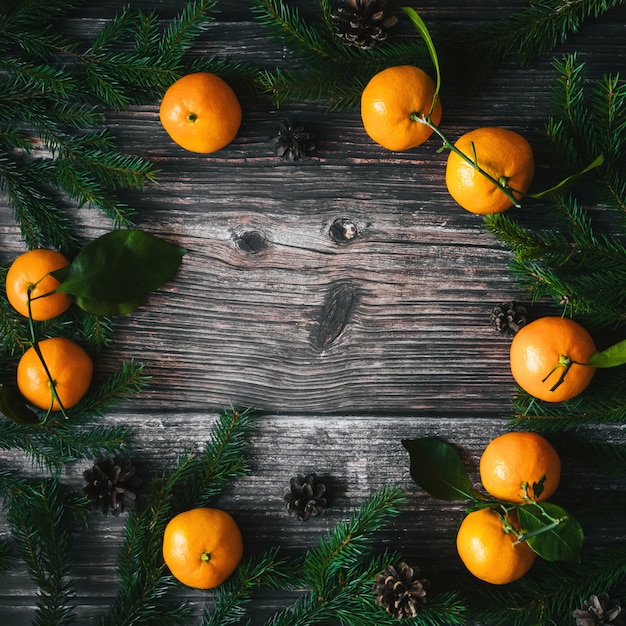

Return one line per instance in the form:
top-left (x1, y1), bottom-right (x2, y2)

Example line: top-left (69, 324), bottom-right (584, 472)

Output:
top-left (1, 1), bottom-right (626, 624)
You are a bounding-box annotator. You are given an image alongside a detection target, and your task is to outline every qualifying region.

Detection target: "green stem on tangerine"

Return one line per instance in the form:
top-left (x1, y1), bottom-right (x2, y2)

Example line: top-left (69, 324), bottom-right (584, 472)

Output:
top-left (409, 113), bottom-right (523, 209)
top-left (26, 284), bottom-right (68, 422)
top-left (200, 552), bottom-right (211, 562)
top-left (541, 354), bottom-right (588, 392)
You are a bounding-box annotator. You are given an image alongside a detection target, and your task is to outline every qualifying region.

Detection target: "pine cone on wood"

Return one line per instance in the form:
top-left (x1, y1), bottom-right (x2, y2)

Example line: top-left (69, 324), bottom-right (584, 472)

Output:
top-left (272, 119), bottom-right (315, 162)
top-left (491, 301), bottom-right (528, 336)
top-left (83, 453), bottom-right (142, 516)
top-left (284, 473), bottom-right (327, 520)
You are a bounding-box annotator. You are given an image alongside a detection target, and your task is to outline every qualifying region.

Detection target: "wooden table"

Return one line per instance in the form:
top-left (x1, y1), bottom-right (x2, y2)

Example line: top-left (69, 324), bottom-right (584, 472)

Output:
top-left (1, 1), bottom-right (625, 624)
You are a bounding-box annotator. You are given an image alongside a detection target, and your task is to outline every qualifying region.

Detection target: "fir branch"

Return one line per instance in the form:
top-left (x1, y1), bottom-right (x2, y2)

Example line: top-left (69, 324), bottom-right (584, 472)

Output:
top-left (251, 0), bottom-right (429, 108)
top-left (201, 547), bottom-right (299, 626)
top-left (439, 0), bottom-right (626, 92)
top-left (264, 486), bottom-right (423, 626)
top-left (63, 359), bottom-right (150, 421)
top-left (0, 539), bottom-right (14, 574)
top-left (4, 478), bottom-right (89, 626)
top-left (0, 0), bottom-right (242, 244)
top-left (465, 545), bottom-right (626, 625)
top-left (99, 406), bottom-right (255, 626)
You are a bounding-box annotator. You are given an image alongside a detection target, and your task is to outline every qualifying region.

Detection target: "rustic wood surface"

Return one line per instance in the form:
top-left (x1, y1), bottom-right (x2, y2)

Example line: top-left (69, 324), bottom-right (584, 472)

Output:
top-left (1, 1), bottom-right (626, 624)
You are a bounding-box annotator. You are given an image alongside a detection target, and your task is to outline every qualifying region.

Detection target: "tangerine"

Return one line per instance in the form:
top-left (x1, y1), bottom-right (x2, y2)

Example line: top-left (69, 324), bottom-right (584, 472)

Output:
top-left (510, 316), bottom-right (596, 402)
top-left (6, 249), bottom-right (72, 321)
top-left (159, 72), bottom-right (242, 154)
top-left (479, 431), bottom-right (561, 502)
top-left (445, 127), bottom-right (535, 214)
top-left (17, 337), bottom-right (93, 411)
top-left (162, 507), bottom-right (243, 589)
top-left (456, 507), bottom-right (536, 585)
top-left (360, 65), bottom-right (442, 151)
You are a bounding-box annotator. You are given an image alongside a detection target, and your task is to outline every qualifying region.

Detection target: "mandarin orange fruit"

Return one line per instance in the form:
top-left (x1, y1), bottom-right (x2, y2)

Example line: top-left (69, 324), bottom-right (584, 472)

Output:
top-left (360, 65), bottom-right (442, 151)
top-left (162, 507), bottom-right (243, 589)
top-left (17, 337), bottom-right (93, 411)
top-left (479, 431), bottom-right (561, 502)
top-left (456, 507), bottom-right (536, 585)
top-left (159, 72), bottom-right (242, 154)
top-left (445, 127), bottom-right (535, 214)
top-left (6, 249), bottom-right (72, 321)
top-left (510, 316), bottom-right (596, 402)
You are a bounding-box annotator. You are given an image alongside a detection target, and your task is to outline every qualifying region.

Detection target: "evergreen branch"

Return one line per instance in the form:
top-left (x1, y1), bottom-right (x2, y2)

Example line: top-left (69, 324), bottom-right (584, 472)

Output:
top-left (64, 359), bottom-right (151, 421)
top-left (465, 546), bottom-right (626, 625)
top-left (160, 0), bottom-right (218, 65)
top-left (99, 406), bottom-right (255, 626)
top-left (0, 539), bottom-right (14, 574)
top-left (251, 0), bottom-right (430, 107)
top-left (201, 547), bottom-right (300, 626)
top-left (264, 486), bottom-right (411, 626)
top-left (4, 479), bottom-right (89, 626)
top-left (439, 0), bottom-right (626, 92)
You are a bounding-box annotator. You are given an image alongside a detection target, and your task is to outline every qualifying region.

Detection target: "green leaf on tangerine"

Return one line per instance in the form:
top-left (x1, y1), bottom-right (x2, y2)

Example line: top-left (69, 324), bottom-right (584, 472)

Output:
top-left (54, 229), bottom-right (186, 316)
top-left (0, 384), bottom-right (40, 426)
top-left (517, 501), bottom-right (583, 562)
top-left (589, 337), bottom-right (626, 368)
top-left (402, 437), bottom-right (477, 501)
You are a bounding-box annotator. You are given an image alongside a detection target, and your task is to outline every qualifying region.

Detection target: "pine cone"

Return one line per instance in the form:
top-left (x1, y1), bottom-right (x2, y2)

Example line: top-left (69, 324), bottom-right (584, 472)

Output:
top-left (284, 473), bottom-right (327, 520)
top-left (332, 0), bottom-right (398, 49)
top-left (374, 562), bottom-right (427, 619)
top-left (272, 119), bottom-right (315, 162)
top-left (491, 301), bottom-right (528, 336)
top-left (83, 453), bottom-right (142, 516)
top-left (573, 593), bottom-right (625, 626)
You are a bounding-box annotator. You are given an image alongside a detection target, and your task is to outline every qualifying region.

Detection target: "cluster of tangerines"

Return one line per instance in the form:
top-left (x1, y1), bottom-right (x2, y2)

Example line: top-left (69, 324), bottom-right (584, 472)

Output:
top-left (4, 248), bottom-right (240, 590)
top-left (158, 65), bottom-right (533, 216)
top-left (457, 431), bottom-right (561, 585)
top-left (5, 249), bottom-right (93, 415)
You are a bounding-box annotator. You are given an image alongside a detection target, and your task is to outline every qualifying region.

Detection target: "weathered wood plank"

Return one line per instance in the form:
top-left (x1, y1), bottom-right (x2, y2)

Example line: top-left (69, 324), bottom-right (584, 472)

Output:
top-left (1, 1), bottom-right (626, 624)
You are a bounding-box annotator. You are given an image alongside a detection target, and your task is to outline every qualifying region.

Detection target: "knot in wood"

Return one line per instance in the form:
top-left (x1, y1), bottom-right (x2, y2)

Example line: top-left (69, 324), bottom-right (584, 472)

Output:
top-left (236, 230), bottom-right (269, 253)
top-left (329, 218), bottom-right (358, 244)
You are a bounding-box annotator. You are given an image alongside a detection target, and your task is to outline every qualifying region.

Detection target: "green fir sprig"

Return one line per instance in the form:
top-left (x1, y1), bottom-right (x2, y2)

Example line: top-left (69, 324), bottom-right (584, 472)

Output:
top-left (484, 54), bottom-right (626, 428)
top-left (251, 0), bottom-right (430, 109)
top-left (439, 0), bottom-right (626, 92)
top-left (99, 406), bottom-right (255, 626)
top-left (462, 545), bottom-right (626, 626)
top-left (0, 0), bottom-right (253, 250)
top-left (3, 478), bottom-right (89, 626)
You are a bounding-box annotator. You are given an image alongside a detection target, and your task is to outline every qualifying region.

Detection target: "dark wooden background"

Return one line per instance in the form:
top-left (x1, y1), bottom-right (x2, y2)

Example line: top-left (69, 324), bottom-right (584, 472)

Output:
top-left (1, 1), bottom-right (626, 623)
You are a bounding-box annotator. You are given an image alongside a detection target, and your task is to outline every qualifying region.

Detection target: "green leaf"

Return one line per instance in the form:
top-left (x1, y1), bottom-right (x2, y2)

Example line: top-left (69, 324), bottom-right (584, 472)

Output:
top-left (401, 7), bottom-right (440, 116)
top-left (528, 154), bottom-right (604, 199)
top-left (517, 501), bottom-right (583, 562)
top-left (401, 437), bottom-right (477, 501)
top-left (0, 385), bottom-right (40, 426)
top-left (55, 229), bottom-right (186, 315)
top-left (589, 337), bottom-right (626, 368)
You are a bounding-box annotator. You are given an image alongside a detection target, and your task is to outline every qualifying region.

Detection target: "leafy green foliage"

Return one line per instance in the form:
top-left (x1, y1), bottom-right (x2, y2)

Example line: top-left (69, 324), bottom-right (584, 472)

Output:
top-left (55, 230), bottom-right (186, 316)
top-left (403, 437), bottom-right (583, 562)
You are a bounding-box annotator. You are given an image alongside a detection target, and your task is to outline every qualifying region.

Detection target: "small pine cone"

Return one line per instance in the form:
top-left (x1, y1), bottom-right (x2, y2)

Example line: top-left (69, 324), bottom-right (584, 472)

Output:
top-left (491, 301), bottom-right (528, 336)
top-left (573, 593), bottom-right (625, 626)
top-left (374, 562), bottom-right (428, 619)
top-left (332, 0), bottom-right (398, 49)
top-left (284, 473), bottom-right (327, 520)
top-left (83, 453), bottom-right (142, 516)
top-left (273, 119), bottom-right (315, 162)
